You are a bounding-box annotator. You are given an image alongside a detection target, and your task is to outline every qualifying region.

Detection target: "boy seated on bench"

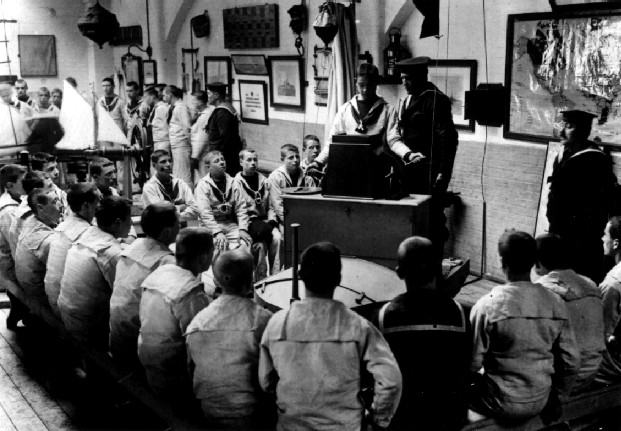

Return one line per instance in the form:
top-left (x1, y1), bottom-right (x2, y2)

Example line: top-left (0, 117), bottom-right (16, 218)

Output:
top-left (90, 157), bottom-right (119, 197)
top-left (597, 216), bottom-right (621, 384)
top-left (469, 230), bottom-right (580, 422)
top-left (195, 150), bottom-right (252, 254)
top-left (300, 134), bottom-right (323, 185)
top-left (58, 196), bottom-right (133, 349)
top-left (186, 248), bottom-right (274, 429)
top-left (233, 149), bottom-right (281, 279)
top-left (110, 202), bottom-right (179, 373)
top-left (15, 188), bottom-right (62, 308)
top-left (138, 227), bottom-right (212, 414)
top-left (267, 144), bottom-right (314, 230)
top-left (535, 233), bottom-right (605, 392)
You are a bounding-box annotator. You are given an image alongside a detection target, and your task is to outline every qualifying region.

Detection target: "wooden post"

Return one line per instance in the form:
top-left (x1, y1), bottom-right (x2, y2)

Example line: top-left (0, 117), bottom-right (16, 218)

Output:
top-left (291, 223), bottom-right (301, 303)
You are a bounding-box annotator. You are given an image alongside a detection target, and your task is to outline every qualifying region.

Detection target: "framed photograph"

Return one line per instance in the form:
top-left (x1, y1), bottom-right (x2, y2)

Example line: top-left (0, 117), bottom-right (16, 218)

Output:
top-left (427, 59), bottom-right (477, 132)
top-left (143, 60), bottom-right (157, 85)
top-left (231, 54), bottom-right (268, 76)
top-left (204, 56), bottom-right (232, 93)
top-left (239, 80), bottom-right (268, 125)
top-left (122, 54), bottom-right (143, 87)
top-left (505, 11), bottom-right (621, 145)
top-left (549, 0), bottom-right (621, 12)
top-left (18, 35), bottom-right (57, 77)
top-left (268, 56), bottom-right (305, 109)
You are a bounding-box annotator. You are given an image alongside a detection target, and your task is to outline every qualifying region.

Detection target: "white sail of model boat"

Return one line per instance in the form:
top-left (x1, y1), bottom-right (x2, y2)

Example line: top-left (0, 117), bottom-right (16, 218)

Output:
top-left (0, 101), bottom-right (32, 148)
top-left (56, 80), bottom-right (129, 150)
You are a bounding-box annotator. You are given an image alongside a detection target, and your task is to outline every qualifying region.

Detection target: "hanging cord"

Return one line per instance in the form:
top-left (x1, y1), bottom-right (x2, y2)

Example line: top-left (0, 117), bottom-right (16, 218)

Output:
top-left (311, 48), bottom-right (331, 139)
top-left (479, 0), bottom-right (489, 277)
top-left (0, 0), bottom-right (18, 147)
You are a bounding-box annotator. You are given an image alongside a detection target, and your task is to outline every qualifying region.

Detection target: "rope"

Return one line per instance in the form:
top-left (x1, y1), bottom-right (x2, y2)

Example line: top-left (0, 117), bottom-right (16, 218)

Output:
top-left (0, 0), bottom-right (18, 147)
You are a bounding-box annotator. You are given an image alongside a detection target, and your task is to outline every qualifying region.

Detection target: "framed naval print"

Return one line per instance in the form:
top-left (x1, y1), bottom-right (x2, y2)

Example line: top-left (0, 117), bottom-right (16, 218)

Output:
top-left (231, 54), bottom-right (268, 76)
top-left (204, 56), bottom-right (232, 94)
top-left (18, 35), bottom-right (57, 77)
top-left (268, 56), bottom-right (304, 109)
top-left (143, 60), bottom-right (157, 85)
top-left (239, 80), bottom-right (268, 125)
top-left (427, 59), bottom-right (477, 132)
top-left (549, 0), bottom-right (621, 11)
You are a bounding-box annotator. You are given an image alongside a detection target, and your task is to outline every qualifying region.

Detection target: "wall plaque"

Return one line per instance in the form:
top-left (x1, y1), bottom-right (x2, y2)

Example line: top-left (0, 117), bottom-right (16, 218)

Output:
top-left (223, 4), bottom-right (279, 50)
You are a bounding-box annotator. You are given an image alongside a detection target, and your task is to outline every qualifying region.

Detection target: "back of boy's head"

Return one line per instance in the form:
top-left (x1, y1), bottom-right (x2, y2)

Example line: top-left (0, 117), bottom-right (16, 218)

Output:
top-left (22, 170), bottom-right (45, 195)
top-left (302, 134), bottom-right (320, 150)
top-left (239, 148), bottom-right (257, 161)
top-left (498, 230), bottom-right (536, 274)
top-left (90, 157), bottom-right (114, 177)
top-left (27, 188), bottom-right (52, 214)
top-left (151, 149), bottom-right (170, 164)
top-left (536, 233), bottom-right (570, 271)
top-left (176, 227), bottom-right (214, 263)
top-left (213, 249), bottom-right (254, 295)
top-left (31, 152), bottom-right (55, 172)
top-left (280, 144), bottom-right (299, 160)
top-left (0, 164), bottom-right (27, 193)
top-left (204, 150), bottom-right (223, 166)
top-left (67, 182), bottom-right (99, 213)
top-left (141, 202), bottom-right (178, 239)
top-left (397, 236), bottom-right (437, 287)
top-left (95, 196), bottom-right (132, 229)
top-left (299, 241), bottom-right (341, 294)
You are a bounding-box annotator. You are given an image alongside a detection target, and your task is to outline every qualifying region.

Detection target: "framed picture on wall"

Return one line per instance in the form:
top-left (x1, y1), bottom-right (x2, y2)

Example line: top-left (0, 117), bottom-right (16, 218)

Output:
top-left (231, 55), bottom-right (268, 76)
top-left (427, 59), bottom-right (477, 132)
top-left (204, 56), bottom-right (232, 93)
top-left (122, 54), bottom-right (143, 87)
top-left (268, 56), bottom-right (305, 109)
top-left (18, 35), bottom-right (57, 77)
top-left (549, 0), bottom-right (621, 11)
top-left (239, 80), bottom-right (268, 125)
top-left (143, 60), bottom-right (157, 85)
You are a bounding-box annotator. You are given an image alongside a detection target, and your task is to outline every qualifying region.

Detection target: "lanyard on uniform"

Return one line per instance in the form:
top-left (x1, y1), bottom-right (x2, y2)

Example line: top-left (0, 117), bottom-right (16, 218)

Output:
top-left (157, 180), bottom-right (179, 203)
top-left (209, 182), bottom-right (232, 215)
top-left (239, 178), bottom-right (265, 205)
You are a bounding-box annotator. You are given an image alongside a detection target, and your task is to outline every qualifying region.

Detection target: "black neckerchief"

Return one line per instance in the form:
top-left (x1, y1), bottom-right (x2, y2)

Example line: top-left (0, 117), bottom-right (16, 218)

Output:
top-left (239, 174), bottom-right (266, 201)
top-left (210, 179), bottom-right (230, 203)
top-left (101, 96), bottom-right (119, 112)
top-left (157, 177), bottom-right (179, 203)
top-left (350, 97), bottom-right (383, 133)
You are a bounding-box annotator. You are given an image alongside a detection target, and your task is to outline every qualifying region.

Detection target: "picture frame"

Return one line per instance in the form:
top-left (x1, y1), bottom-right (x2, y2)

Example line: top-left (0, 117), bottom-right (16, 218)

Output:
top-left (122, 54), bottom-right (143, 87)
top-left (239, 80), bottom-right (269, 125)
top-left (504, 11), bottom-right (621, 145)
top-left (143, 60), bottom-right (157, 85)
top-left (18, 35), bottom-right (57, 77)
top-left (549, 0), bottom-right (621, 12)
top-left (204, 56), bottom-right (232, 93)
top-left (231, 54), bottom-right (268, 76)
top-left (268, 56), bottom-right (305, 109)
top-left (427, 59), bottom-right (477, 132)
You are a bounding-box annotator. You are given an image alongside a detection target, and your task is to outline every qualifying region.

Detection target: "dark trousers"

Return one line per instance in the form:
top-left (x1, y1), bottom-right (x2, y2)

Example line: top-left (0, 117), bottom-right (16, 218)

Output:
top-left (549, 222), bottom-right (605, 284)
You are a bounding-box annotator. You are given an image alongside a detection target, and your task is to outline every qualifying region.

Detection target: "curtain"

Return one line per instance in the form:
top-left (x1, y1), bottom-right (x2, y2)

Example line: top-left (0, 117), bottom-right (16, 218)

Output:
top-left (324, 2), bottom-right (357, 147)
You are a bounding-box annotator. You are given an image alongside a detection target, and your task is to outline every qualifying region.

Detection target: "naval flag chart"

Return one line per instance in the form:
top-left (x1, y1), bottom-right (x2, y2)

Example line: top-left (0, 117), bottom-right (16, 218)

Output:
top-left (239, 80), bottom-right (269, 125)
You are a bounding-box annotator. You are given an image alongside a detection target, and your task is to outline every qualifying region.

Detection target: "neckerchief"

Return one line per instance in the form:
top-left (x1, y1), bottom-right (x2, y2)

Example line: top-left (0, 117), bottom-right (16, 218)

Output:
top-left (166, 104), bottom-right (175, 124)
top-left (156, 178), bottom-right (179, 203)
top-left (209, 181), bottom-right (231, 203)
top-left (349, 97), bottom-right (384, 133)
top-left (101, 96), bottom-right (119, 112)
top-left (238, 175), bottom-right (266, 204)
top-left (126, 98), bottom-right (142, 117)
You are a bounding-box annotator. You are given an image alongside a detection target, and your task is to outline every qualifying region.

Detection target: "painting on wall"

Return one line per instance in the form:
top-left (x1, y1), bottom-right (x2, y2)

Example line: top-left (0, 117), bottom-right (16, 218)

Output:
top-left (18, 35), bottom-right (57, 77)
top-left (204, 56), bottom-right (232, 93)
top-left (268, 56), bottom-right (304, 109)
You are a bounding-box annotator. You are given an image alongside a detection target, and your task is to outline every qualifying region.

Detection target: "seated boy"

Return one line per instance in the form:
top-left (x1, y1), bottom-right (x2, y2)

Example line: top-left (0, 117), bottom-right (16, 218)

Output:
top-left (300, 134), bottom-right (323, 185)
top-left (31, 152), bottom-right (69, 219)
top-left (535, 233), bottom-right (605, 392)
top-left (195, 150), bottom-right (252, 253)
top-left (89, 157), bottom-right (119, 197)
top-left (374, 236), bottom-right (470, 430)
top-left (267, 144), bottom-right (314, 229)
top-left (15, 188), bottom-right (62, 307)
top-left (469, 231), bottom-right (580, 421)
top-left (58, 196), bottom-right (132, 349)
top-left (186, 248), bottom-right (273, 428)
top-left (259, 242), bottom-right (402, 430)
top-left (109, 202), bottom-right (178, 372)
top-left (233, 149), bottom-right (281, 279)
top-left (45, 183), bottom-right (101, 318)
top-left (138, 227), bottom-right (212, 411)
top-left (141, 150), bottom-right (199, 221)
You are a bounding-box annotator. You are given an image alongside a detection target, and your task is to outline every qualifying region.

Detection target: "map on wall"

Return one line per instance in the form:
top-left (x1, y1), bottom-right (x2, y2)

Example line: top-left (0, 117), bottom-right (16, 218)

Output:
top-left (505, 12), bottom-right (621, 145)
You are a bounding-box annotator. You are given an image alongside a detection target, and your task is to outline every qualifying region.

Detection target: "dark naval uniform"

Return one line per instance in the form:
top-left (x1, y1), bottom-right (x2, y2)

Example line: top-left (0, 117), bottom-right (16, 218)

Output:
top-left (547, 143), bottom-right (616, 283)
top-left (206, 102), bottom-right (243, 176)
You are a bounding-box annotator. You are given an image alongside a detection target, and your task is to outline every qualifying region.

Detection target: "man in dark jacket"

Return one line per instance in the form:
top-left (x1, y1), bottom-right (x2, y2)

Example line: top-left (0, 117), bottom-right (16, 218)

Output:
top-left (206, 82), bottom-right (242, 176)
top-left (546, 110), bottom-right (617, 283)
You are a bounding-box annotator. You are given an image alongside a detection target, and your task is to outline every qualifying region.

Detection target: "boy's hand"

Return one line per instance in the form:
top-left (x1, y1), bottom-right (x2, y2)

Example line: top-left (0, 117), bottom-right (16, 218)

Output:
top-left (239, 229), bottom-right (252, 247)
top-left (214, 232), bottom-right (228, 251)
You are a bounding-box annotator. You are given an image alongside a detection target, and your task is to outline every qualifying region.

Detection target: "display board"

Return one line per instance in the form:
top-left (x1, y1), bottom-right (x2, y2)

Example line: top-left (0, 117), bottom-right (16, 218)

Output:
top-left (223, 4), bottom-right (279, 49)
top-left (505, 11), bottom-right (621, 145)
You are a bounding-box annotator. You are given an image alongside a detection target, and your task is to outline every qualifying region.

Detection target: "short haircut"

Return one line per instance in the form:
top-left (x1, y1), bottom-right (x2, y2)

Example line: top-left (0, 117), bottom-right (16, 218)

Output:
top-left (175, 227), bottom-right (214, 262)
top-left (31, 152), bottom-right (56, 171)
top-left (299, 242), bottom-right (341, 293)
top-left (126, 81), bottom-right (140, 90)
top-left (141, 202), bottom-right (178, 239)
top-left (498, 230), bottom-right (537, 274)
top-left (239, 148), bottom-right (257, 161)
top-left (192, 90), bottom-right (208, 104)
top-left (536, 233), bottom-right (570, 271)
top-left (302, 134), bottom-right (321, 150)
top-left (213, 249), bottom-right (254, 294)
top-left (27, 188), bottom-right (52, 213)
top-left (90, 157), bottom-right (114, 177)
top-left (66, 182), bottom-right (100, 213)
top-left (95, 196), bottom-right (132, 228)
top-left (51, 88), bottom-right (63, 96)
top-left (38, 87), bottom-right (50, 96)
top-left (151, 149), bottom-right (170, 164)
top-left (165, 85), bottom-right (183, 99)
top-left (609, 216), bottom-right (621, 242)
top-left (22, 171), bottom-right (46, 194)
top-left (15, 79), bottom-right (27, 88)
top-left (66, 77), bottom-right (77, 88)
top-left (204, 150), bottom-right (223, 165)
top-left (280, 144), bottom-right (299, 159)
top-left (0, 164), bottom-right (27, 192)
top-left (144, 87), bottom-right (158, 98)
top-left (397, 236), bottom-right (437, 286)
top-left (102, 77), bottom-right (114, 85)
top-left (154, 83), bottom-right (166, 90)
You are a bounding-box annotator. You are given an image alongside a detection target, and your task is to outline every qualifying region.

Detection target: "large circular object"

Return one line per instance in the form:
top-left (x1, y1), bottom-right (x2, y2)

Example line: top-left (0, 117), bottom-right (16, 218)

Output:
top-left (255, 256), bottom-right (404, 313)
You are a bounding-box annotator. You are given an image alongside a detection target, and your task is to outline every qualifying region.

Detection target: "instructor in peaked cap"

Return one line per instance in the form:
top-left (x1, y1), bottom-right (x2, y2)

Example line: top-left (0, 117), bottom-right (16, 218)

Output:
top-left (206, 82), bottom-right (243, 176)
top-left (547, 109), bottom-right (617, 283)
top-left (396, 56), bottom-right (459, 267)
